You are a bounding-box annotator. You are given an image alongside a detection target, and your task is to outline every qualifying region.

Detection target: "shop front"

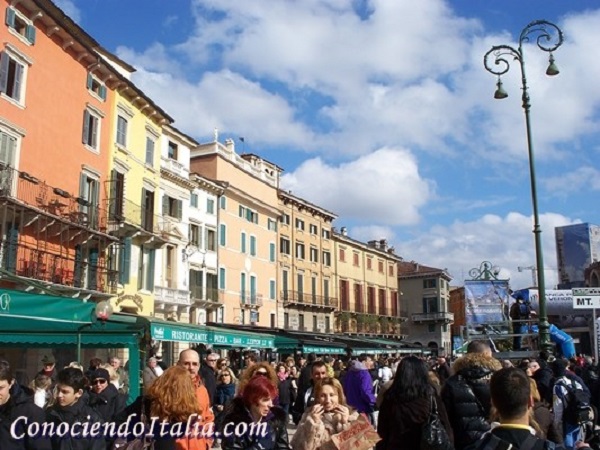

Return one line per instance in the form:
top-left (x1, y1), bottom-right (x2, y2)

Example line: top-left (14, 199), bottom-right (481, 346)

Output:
top-left (0, 289), bottom-right (145, 403)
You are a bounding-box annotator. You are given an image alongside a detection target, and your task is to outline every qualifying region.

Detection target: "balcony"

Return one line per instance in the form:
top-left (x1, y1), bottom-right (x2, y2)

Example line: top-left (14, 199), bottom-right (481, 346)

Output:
top-left (338, 302), bottom-right (401, 318)
top-left (0, 164), bottom-right (111, 236)
top-left (1, 239), bottom-right (118, 294)
top-left (190, 286), bottom-right (223, 309)
top-left (336, 316), bottom-right (404, 337)
top-left (161, 157), bottom-right (190, 180)
top-left (411, 311), bottom-right (454, 324)
top-left (282, 290), bottom-right (338, 310)
top-left (106, 197), bottom-right (170, 243)
top-left (240, 292), bottom-right (263, 309)
top-left (154, 286), bottom-right (191, 306)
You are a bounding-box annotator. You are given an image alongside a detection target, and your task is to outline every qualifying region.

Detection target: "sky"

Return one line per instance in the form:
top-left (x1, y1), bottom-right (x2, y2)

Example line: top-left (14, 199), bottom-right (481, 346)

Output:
top-left (57, 0), bottom-right (600, 290)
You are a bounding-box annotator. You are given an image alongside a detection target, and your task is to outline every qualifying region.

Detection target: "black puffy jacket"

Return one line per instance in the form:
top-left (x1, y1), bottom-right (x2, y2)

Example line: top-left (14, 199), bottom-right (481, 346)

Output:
top-left (441, 353), bottom-right (501, 450)
top-left (45, 398), bottom-right (105, 450)
top-left (0, 384), bottom-right (51, 450)
top-left (88, 383), bottom-right (127, 422)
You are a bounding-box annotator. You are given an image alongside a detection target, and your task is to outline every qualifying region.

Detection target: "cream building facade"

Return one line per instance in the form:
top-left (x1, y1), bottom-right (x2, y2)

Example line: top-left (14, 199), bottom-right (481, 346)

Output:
top-left (278, 191), bottom-right (337, 333)
top-left (398, 261), bottom-right (453, 356)
top-left (190, 139), bottom-right (280, 327)
top-left (333, 230), bottom-right (404, 338)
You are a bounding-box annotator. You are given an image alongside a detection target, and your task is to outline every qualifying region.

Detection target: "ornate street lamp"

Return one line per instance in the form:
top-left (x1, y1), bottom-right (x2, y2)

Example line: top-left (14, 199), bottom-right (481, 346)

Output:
top-left (469, 261), bottom-right (501, 281)
top-left (484, 20), bottom-right (564, 352)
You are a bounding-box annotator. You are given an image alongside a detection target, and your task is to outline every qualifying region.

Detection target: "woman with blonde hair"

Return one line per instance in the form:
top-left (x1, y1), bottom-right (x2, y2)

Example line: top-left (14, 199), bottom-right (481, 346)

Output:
top-left (291, 377), bottom-right (360, 450)
top-left (529, 377), bottom-right (562, 443)
top-left (238, 361), bottom-right (279, 394)
top-left (117, 365), bottom-right (204, 449)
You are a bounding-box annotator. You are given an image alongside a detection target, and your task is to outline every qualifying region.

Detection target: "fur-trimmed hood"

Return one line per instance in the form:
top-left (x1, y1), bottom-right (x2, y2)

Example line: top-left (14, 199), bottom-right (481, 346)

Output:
top-left (451, 352), bottom-right (502, 383)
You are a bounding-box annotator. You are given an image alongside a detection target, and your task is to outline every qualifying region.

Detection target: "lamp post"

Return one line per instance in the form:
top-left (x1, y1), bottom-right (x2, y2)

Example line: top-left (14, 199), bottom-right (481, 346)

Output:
top-left (484, 20), bottom-right (564, 352)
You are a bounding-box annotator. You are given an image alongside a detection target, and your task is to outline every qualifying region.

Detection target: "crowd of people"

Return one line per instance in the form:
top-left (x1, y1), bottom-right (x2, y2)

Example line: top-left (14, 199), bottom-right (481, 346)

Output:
top-left (2, 345), bottom-right (600, 449)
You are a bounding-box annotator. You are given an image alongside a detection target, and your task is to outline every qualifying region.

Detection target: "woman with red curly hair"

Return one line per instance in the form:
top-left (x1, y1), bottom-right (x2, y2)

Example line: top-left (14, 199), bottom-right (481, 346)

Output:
top-left (219, 375), bottom-right (291, 450)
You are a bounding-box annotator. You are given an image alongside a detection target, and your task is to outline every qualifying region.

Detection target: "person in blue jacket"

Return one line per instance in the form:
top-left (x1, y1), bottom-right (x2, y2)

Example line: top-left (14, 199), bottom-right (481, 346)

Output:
top-left (342, 354), bottom-right (376, 422)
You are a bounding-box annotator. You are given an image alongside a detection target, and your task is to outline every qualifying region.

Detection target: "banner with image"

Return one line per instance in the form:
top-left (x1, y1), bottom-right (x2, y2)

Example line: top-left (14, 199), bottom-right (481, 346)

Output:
top-left (464, 280), bottom-right (511, 331)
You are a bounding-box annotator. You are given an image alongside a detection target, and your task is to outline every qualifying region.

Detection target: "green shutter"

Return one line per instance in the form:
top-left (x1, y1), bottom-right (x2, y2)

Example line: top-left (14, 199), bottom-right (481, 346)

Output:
top-left (12, 63), bottom-right (22, 102)
top-left (120, 237), bottom-right (131, 284)
top-left (74, 245), bottom-right (83, 288)
top-left (4, 225), bottom-right (18, 273)
top-left (82, 110), bottom-right (90, 144)
top-left (5, 8), bottom-right (15, 28)
top-left (239, 205), bottom-right (243, 217)
top-left (219, 268), bottom-right (225, 290)
top-left (25, 24), bottom-right (36, 44)
top-left (88, 248), bottom-right (98, 290)
top-left (269, 243), bottom-right (275, 262)
top-left (162, 195), bottom-right (168, 216)
top-left (99, 84), bottom-right (107, 101)
top-left (250, 236), bottom-right (256, 256)
top-left (219, 224), bottom-right (226, 246)
top-left (86, 73), bottom-right (93, 90)
top-left (177, 199), bottom-right (182, 219)
top-left (241, 232), bottom-right (246, 253)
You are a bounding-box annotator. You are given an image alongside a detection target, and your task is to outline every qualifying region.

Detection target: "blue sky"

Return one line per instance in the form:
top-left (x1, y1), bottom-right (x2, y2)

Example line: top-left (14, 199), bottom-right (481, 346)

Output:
top-left (58, 0), bottom-right (600, 289)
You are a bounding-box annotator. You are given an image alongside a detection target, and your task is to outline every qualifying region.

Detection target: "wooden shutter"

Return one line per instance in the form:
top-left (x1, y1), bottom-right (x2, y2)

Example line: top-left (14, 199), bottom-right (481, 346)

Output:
top-left (82, 110), bottom-right (90, 144)
top-left (0, 52), bottom-right (8, 94)
top-left (5, 8), bottom-right (15, 28)
top-left (25, 24), bottom-right (35, 44)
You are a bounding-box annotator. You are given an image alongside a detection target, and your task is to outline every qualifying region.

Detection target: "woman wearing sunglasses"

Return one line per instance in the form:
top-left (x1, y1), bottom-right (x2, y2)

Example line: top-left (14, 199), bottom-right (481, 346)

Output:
top-left (87, 367), bottom-right (127, 422)
top-left (238, 362), bottom-right (279, 395)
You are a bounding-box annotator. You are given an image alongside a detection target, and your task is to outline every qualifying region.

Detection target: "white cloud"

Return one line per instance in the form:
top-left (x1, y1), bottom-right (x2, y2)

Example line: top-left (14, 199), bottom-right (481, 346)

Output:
top-left (397, 212), bottom-right (579, 289)
top-left (349, 225), bottom-right (397, 245)
top-left (543, 167), bottom-right (600, 197)
top-left (281, 147), bottom-right (432, 226)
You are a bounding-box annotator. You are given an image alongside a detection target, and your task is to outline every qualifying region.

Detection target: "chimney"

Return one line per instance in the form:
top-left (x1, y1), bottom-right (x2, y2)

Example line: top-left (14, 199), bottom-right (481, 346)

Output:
top-left (341, 227), bottom-right (348, 236)
top-left (379, 239), bottom-right (387, 251)
top-left (367, 240), bottom-right (378, 249)
top-left (224, 138), bottom-right (235, 153)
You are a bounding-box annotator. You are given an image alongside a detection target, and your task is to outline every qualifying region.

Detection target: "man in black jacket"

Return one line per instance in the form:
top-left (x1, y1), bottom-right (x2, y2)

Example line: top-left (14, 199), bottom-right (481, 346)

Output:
top-left (466, 367), bottom-right (578, 449)
top-left (200, 351), bottom-right (218, 407)
top-left (441, 340), bottom-right (502, 450)
top-left (0, 360), bottom-right (50, 450)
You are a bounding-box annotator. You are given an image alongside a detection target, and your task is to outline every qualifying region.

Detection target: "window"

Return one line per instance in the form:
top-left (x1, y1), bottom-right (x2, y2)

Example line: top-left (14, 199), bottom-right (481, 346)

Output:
top-left (116, 115), bottom-right (128, 147)
top-left (299, 314), bottom-right (305, 330)
top-left (79, 172), bottom-right (100, 227)
top-left (219, 224), bottom-right (226, 246)
top-left (313, 315), bottom-right (318, 332)
top-left (219, 196), bottom-right (226, 210)
top-left (0, 47), bottom-right (28, 104)
top-left (189, 224), bottom-right (200, 246)
top-left (428, 324), bottom-right (436, 333)
top-left (389, 264), bottom-right (395, 277)
top-left (423, 297), bottom-right (438, 313)
top-left (86, 73), bottom-right (106, 101)
top-left (250, 236), bottom-right (257, 256)
top-left (310, 247), bottom-right (318, 263)
top-left (82, 109), bottom-right (100, 150)
top-left (322, 251), bottom-right (331, 267)
top-left (207, 198), bottom-right (215, 214)
top-left (5, 8), bottom-right (36, 44)
top-left (297, 273), bottom-right (304, 295)
top-left (295, 218), bottom-right (305, 230)
top-left (168, 141), bottom-right (178, 160)
top-left (280, 237), bottom-right (290, 255)
top-left (247, 209), bottom-right (258, 224)
top-left (269, 242), bottom-right (276, 262)
top-left (267, 218), bottom-right (277, 231)
top-left (378, 260), bottom-right (384, 273)
top-left (219, 267), bottom-right (226, 290)
top-left (190, 193), bottom-right (198, 208)
top-left (309, 224), bottom-right (318, 235)
top-left (162, 195), bottom-right (182, 219)
top-left (241, 232), bottom-right (247, 253)
top-left (423, 279), bottom-right (437, 289)
top-left (322, 228), bottom-right (330, 239)
top-left (284, 313), bottom-right (289, 329)
top-left (206, 229), bottom-right (216, 251)
top-left (145, 136), bottom-right (155, 165)
top-left (0, 130), bottom-right (17, 167)
top-left (141, 188), bottom-right (154, 231)
top-left (325, 316), bottom-right (331, 333)
top-left (269, 280), bottom-right (276, 300)
top-left (138, 246), bottom-right (156, 291)
top-left (353, 252), bottom-right (359, 267)
top-left (367, 258), bottom-right (372, 270)
top-left (296, 242), bottom-right (305, 259)
top-left (280, 214), bottom-right (290, 225)
top-left (323, 279), bottom-right (330, 304)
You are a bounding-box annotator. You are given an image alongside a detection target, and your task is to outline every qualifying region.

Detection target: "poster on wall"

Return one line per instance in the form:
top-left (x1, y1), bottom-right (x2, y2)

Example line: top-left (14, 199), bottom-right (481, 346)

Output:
top-left (464, 280), bottom-right (511, 334)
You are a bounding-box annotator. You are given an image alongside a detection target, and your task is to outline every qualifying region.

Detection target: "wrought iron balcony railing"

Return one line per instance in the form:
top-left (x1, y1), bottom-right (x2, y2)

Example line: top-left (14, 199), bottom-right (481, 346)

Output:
top-left (411, 311), bottom-right (454, 323)
top-left (240, 292), bottom-right (263, 307)
top-left (190, 286), bottom-right (224, 305)
top-left (0, 164), bottom-right (109, 233)
top-left (1, 239), bottom-right (118, 293)
top-left (281, 290), bottom-right (339, 309)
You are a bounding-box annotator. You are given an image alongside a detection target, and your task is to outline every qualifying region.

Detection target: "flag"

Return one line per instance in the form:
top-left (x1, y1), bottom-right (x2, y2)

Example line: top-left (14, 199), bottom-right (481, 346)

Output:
top-left (239, 137), bottom-right (245, 142)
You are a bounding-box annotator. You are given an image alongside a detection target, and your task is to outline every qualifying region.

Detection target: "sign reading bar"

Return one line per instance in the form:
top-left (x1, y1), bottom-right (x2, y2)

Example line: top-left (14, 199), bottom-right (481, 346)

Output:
top-left (211, 331), bottom-right (274, 348)
top-left (572, 287), bottom-right (600, 309)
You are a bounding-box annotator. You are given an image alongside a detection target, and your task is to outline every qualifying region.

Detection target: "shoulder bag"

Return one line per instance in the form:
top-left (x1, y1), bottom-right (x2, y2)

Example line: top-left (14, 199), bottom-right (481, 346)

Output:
top-left (421, 395), bottom-right (454, 450)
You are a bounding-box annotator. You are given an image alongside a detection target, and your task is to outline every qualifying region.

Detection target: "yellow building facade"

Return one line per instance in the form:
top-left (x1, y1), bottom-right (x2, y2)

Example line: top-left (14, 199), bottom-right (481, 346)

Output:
top-left (333, 230), bottom-right (405, 337)
top-left (278, 191), bottom-right (337, 333)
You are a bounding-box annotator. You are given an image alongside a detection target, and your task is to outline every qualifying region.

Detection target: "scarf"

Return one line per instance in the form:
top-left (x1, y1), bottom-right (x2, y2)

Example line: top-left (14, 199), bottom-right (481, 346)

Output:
top-left (277, 372), bottom-right (288, 382)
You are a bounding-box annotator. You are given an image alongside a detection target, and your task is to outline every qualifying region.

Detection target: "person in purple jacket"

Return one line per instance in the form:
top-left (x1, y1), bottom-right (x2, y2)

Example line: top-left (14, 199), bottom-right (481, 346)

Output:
top-left (342, 354), bottom-right (376, 422)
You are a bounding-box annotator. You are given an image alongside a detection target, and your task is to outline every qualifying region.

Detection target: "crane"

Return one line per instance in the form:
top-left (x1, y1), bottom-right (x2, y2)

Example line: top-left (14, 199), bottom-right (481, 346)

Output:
top-left (517, 265), bottom-right (537, 287)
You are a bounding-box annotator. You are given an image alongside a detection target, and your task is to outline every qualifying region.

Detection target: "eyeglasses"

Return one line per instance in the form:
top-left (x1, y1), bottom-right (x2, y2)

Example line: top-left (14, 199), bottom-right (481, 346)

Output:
top-left (207, 359), bottom-right (218, 363)
top-left (255, 371), bottom-right (268, 376)
top-left (92, 379), bottom-right (107, 385)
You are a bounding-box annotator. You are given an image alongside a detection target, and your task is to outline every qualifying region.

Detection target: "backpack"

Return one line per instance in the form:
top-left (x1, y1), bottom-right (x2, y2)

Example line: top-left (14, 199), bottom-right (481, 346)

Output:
top-left (559, 377), bottom-right (593, 425)
top-left (468, 432), bottom-right (555, 450)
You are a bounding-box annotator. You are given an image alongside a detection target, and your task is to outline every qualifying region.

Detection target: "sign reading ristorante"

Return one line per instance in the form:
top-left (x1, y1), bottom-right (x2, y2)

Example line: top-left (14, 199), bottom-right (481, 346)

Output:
top-left (150, 323), bottom-right (274, 348)
top-left (151, 324), bottom-right (209, 344)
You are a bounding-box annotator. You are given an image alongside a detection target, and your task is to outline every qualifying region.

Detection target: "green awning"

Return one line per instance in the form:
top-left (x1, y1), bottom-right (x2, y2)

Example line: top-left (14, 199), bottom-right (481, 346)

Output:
top-left (273, 334), bottom-right (346, 354)
top-left (0, 289), bottom-right (94, 330)
top-left (207, 326), bottom-right (274, 349)
top-left (302, 345), bottom-right (346, 354)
